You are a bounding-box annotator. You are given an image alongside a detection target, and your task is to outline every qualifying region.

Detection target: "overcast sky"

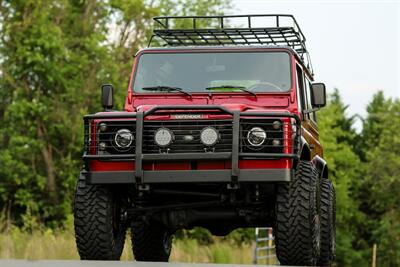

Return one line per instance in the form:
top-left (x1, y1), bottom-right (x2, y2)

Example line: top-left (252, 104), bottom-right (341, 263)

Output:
top-left (229, 0), bottom-right (399, 120)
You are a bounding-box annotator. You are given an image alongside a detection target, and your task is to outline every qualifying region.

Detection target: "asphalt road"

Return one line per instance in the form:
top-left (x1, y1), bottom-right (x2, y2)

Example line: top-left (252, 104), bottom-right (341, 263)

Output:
top-left (0, 261), bottom-right (281, 267)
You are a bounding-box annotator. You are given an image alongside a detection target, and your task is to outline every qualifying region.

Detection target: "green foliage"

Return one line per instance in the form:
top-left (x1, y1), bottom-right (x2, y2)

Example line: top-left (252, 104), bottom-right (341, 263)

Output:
top-left (0, 0), bottom-right (232, 226)
top-left (318, 90), bottom-right (368, 266)
top-left (0, 0), bottom-right (111, 225)
top-left (175, 227), bottom-right (254, 246)
top-left (318, 90), bottom-right (400, 266)
top-left (358, 93), bottom-right (400, 267)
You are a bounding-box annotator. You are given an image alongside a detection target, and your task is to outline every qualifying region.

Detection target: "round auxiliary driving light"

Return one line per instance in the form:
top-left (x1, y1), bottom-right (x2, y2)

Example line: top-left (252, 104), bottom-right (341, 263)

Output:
top-left (272, 120), bottom-right (281, 130)
top-left (99, 142), bottom-right (107, 151)
top-left (200, 127), bottom-right (219, 146)
top-left (114, 129), bottom-right (134, 149)
top-left (272, 139), bottom-right (280, 146)
top-left (247, 127), bottom-right (267, 147)
top-left (99, 123), bottom-right (107, 132)
top-left (154, 128), bottom-right (174, 147)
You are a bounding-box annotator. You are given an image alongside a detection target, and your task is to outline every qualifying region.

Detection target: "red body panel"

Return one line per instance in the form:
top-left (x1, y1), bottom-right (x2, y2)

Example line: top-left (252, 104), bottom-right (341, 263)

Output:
top-left (91, 159), bottom-right (292, 171)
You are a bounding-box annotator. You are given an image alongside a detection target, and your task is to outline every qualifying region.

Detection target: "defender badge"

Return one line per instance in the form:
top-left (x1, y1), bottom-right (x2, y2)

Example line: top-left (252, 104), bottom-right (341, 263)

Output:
top-left (171, 114), bottom-right (205, 119)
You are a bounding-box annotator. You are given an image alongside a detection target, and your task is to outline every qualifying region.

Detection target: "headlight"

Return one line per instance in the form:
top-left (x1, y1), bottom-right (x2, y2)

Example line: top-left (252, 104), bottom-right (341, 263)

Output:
top-left (154, 128), bottom-right (174, 147)
top-left (247, 127), bottom-right (267, 146)
top-left (200, 127), bottom-right (219, 146)
top-left (114, 129), bottom-right (134, 149)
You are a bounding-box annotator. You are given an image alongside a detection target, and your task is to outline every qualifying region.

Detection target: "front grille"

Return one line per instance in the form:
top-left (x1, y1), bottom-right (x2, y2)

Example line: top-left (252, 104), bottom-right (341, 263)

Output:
top-left (143, 120), bottom-right (233, 153)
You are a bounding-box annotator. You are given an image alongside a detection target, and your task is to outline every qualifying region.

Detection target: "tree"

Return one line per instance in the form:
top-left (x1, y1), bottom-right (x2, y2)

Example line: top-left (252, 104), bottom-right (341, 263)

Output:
top-left (358, 93), bottom-right (400, 267)
top-left (0, 0), bottom-right (232, 226)
top-left (0, 0), bottom-right (113, 225)
top-left (318, 89), bottom-right (368, 266)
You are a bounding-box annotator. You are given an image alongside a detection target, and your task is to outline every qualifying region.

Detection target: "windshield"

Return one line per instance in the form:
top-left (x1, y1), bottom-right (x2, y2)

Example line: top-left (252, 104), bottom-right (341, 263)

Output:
top-left (133, 51), bottom-right (292, 93)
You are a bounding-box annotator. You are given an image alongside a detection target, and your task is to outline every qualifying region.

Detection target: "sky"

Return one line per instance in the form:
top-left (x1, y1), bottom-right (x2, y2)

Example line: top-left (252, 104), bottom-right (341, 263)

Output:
top-left (229, 0), bottom-right (400, 121)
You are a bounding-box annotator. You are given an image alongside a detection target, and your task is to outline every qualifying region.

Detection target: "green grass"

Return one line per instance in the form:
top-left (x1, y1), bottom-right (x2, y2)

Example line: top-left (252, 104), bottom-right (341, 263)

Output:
top-left (0, 226), bottom-right (254, 263)
top-left (0, 226), bottom-right (78, 260)
top-left (171, 238), bottom-right (254, 264)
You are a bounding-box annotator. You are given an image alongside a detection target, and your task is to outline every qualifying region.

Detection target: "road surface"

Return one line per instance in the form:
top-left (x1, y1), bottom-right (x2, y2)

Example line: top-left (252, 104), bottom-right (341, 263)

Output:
top-left (0, 260), bottom-right (281, 267)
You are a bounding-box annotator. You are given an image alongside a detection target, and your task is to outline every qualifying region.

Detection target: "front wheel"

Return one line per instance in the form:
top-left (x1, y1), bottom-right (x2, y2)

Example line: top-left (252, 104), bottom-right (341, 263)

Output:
top-left (275, 160), bottom-right (321, 266)
top-left (74, 180), bottom-right (127, 260)
top-left (131, 220), bottom-right (172, 262)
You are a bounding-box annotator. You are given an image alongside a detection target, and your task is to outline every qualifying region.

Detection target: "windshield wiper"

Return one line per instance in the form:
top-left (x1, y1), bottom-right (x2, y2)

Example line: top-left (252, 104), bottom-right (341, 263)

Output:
top-left (205, 85), bottom-right (257, 98)
top-left (142, 86), bottom-right (192, 97)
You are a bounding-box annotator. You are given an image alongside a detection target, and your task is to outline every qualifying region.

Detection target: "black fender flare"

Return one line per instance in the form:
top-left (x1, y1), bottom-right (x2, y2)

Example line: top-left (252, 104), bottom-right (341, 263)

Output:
top-left (299, 136), bottom-right (311, 161)
top-left (79, 170), bottom-right (87, 182)
top-left (312, 155), bottom-right (328, 179)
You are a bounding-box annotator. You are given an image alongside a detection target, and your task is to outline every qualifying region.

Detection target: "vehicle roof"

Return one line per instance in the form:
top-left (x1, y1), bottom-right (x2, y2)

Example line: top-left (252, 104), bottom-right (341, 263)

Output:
top-left (140, 45), bottom-right (297, 53)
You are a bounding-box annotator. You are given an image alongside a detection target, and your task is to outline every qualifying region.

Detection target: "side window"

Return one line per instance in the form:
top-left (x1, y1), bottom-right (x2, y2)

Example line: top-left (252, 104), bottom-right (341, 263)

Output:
top-left (296, 65), bottom-right (306, 115)
top-left (305, 77), bottom-right (317, 122)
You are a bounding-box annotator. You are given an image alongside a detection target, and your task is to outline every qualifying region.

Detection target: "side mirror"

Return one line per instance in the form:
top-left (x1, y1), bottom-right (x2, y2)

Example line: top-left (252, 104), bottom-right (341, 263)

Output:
top-left (311, 83), bottom-right (326, 108)
top-left (101, 84), bottom-right (114, 111)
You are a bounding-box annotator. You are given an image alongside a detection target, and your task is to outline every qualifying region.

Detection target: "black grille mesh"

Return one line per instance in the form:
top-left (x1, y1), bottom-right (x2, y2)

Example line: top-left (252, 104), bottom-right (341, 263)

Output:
top-left (143, 120), bottom-right (233, 153)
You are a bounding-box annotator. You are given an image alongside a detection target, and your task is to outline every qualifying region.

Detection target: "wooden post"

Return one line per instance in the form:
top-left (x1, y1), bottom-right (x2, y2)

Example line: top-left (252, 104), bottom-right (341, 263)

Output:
top-left (372, 243), bottom-right (377, 267)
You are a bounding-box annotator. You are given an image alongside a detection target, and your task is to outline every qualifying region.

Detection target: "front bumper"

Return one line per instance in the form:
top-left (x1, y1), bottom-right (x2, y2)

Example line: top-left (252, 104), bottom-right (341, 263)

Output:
top-left (84, 168), bottom-right (292, 184)
top-left (82, 105), bottom-right (300, 185)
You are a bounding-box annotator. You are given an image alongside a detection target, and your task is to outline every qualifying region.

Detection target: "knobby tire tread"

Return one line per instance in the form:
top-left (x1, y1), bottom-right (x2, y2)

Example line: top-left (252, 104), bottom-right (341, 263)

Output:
top-left (275, 160), bottom-right (320, 266)
top-left (74, 180), bottom-right (125, 260)
top-left (318, 179), bottom-right (336, 266)
top-left (131, 220), bottom-right (172, 262)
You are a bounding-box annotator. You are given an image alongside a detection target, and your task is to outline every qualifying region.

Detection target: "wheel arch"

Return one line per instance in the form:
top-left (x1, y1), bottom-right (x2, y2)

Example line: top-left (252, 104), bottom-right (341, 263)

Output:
top-left (312, 155), bottom-right (328, 179)
top-left (299, 136), bottom-right (311, 161)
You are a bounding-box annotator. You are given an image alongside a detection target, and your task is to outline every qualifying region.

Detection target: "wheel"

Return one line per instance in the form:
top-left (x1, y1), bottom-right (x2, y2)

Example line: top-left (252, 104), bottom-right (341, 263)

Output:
top-left (275, 160), bottom-right (321, 266)
top-left (318, 179), bottom-right (336, 266)
top-left (74, 180), bottom-right (127, 260)
top-left (131, 219), bottom-right (172, 262)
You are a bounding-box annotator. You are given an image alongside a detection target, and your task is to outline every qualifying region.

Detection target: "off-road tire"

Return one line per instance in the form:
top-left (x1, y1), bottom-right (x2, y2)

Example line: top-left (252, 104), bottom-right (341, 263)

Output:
top-left (74, 180), bottom-right (126, 260)
top-left (318, 179), bottom-right (336, 266)
top-left (275, 160), bottom-right (321, 266)
top-left (131, 220), bottom-right (172, 262)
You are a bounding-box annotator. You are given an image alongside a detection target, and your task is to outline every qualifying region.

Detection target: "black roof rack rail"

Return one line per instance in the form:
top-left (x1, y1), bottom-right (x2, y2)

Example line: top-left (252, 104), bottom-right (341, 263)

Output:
top-left (149, 14), bottom-right (313, 74)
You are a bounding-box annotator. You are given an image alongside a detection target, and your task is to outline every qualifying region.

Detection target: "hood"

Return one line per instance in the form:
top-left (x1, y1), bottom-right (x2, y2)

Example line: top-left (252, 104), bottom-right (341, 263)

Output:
top-left (131, 94), bottom-right (290, 113)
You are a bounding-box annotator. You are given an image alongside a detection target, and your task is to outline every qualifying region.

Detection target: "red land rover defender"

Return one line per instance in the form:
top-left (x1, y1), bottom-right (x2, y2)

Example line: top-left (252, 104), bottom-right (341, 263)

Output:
top-left (74, 15), bottom-right (336, 266)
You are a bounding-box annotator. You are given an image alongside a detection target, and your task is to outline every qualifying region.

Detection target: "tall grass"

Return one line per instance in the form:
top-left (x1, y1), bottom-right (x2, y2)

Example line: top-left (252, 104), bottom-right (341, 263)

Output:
top-left (171, 238), bottom-right (254, 264)
top-left (0, 225), bottom-right (254, 263)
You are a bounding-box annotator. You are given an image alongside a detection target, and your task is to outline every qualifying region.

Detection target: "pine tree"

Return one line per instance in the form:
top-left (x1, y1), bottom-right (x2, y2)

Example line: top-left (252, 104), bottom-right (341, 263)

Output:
top-left (318, 89), bottom-right (368, 266)
top-left (359, 93), bottom-right (400, 267)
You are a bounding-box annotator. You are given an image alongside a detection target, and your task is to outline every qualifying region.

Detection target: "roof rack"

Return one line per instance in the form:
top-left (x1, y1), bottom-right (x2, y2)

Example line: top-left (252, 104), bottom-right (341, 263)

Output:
top-left (150, 14), bottom-right (313, 74)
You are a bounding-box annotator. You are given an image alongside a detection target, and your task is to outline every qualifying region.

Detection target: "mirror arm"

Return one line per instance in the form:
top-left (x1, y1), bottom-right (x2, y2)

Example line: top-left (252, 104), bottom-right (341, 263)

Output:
top-left (303, 107), bottom-right (321, 114)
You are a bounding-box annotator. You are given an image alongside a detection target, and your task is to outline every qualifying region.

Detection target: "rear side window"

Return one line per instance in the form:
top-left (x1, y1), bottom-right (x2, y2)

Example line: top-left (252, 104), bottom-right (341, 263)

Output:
top-left (305, 78), bottom-right (317, 122)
